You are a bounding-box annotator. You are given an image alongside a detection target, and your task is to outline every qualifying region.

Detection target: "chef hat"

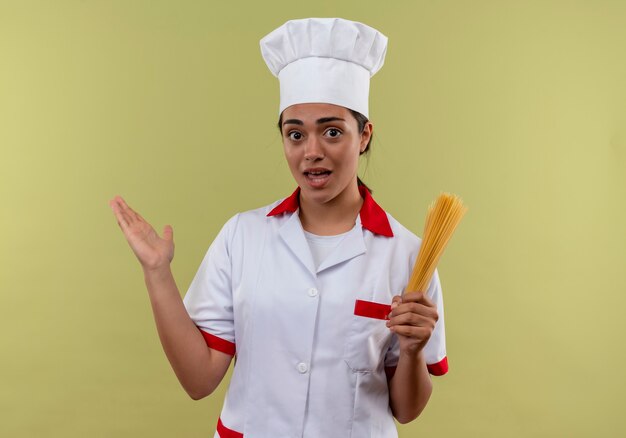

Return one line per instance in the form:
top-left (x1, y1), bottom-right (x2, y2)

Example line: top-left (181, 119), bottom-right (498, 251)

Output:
top-left (260, 18), bottom-right (388, 119)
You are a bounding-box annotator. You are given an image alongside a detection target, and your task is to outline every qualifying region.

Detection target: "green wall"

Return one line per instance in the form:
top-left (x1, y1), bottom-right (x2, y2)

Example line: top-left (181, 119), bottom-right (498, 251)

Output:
top-left (1, 1), bottom-right (625, 436)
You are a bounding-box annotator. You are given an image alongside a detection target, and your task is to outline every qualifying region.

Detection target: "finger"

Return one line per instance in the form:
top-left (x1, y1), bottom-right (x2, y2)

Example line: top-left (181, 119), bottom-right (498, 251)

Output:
top-left (401, 291), bottom-right (424, 302)
top-left (402, 291), bottom-right (435, 308)
top-left (390, 295), bottom-right (402, 311)
top-left (389, 301), bottom-right (438, 321)
top-left (387, 311), bottom-right (435, 329)
top-left (390, 325), bottom-right (432, 340)
top-left (111, 195), bottom-right (130, 214)
top-left (116, 196), bottom-right (142, 224)
top-left (113, 212), bottom-right (130, 231)
top-left (135, 210), bottom-right (148, 223)
top-left (162, 225), bottom-right (173, 241)
top-left (110, 198), bottom-right (131, 231)
top-left (129, 207), bottom-right (151, 228)
top-left (110, 197), bottom-right (132, 223)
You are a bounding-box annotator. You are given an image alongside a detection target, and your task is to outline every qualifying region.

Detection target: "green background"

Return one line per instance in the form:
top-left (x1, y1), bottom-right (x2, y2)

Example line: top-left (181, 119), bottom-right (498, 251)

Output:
top-left (1, 0), bottom-right (625, 436)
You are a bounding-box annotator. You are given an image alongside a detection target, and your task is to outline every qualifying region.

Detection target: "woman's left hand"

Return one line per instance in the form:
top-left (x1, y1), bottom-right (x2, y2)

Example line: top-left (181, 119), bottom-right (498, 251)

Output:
top-left (386, 292), bottom-right (438, 356)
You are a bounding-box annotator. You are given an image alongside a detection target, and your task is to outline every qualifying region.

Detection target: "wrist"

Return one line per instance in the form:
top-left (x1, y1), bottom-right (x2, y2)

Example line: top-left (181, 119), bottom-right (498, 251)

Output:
top-left (143, 264), bottom-right (173, 282)
top-left (399, 348), bottom-right (425, 363)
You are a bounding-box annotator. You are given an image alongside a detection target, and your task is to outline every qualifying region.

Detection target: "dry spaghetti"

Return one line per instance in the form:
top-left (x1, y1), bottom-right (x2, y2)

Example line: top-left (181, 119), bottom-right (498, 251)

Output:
top-left (406, 193), bottom-right (468, 293)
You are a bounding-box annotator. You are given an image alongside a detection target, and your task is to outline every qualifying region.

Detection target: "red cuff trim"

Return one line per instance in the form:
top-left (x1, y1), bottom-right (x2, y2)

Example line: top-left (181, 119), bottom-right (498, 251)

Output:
top-left (427, 356), bottom-right (449, 376)
top-left (354, 299), bottom-right (392, 320)
top-left (217, 417), bottom-right (243, 438)
top-left (198, 328), bottom-right (236, 356)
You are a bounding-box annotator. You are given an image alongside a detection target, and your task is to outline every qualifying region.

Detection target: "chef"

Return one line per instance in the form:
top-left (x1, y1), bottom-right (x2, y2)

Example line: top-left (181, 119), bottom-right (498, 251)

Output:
top-left (110, 17), bottom-right (447, 438)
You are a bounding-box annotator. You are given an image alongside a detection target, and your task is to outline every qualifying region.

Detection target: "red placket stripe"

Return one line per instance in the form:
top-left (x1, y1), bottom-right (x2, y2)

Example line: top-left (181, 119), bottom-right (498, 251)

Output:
top-left (354, 299), bottom-right (392, 320)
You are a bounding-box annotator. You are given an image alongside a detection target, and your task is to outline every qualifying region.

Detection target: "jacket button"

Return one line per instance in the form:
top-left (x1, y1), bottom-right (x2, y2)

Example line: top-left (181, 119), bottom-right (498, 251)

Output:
top-left (297, 362), bottom-right (309, 373)
top-left (308, 287), bottom-right (318, 297)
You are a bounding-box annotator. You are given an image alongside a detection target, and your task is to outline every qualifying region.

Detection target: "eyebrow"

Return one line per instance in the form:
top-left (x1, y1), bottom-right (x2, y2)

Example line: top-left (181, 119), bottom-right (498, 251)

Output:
top-left (282, 117), bottom-right (346, 127)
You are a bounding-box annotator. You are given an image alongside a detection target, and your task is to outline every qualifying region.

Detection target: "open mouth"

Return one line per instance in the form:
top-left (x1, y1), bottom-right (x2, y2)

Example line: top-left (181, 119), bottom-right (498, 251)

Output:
top-left (304, 170), bottom-right (332, 177)
top-left (303, 169), bottom-right (332, 187)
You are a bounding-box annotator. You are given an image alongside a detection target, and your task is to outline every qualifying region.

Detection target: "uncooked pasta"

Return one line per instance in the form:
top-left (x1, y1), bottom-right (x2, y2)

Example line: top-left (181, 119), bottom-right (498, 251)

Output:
top-left (406, 193), bottom-right (468, 293)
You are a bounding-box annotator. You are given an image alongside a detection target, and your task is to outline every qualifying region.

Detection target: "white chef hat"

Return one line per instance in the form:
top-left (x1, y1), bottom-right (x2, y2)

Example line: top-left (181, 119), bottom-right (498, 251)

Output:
top-left (260, 18), bottom-right (388, 119)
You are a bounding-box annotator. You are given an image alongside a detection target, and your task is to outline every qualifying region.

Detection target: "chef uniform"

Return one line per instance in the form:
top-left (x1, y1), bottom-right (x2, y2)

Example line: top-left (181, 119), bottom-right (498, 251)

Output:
top-left (183, 18), bottom-right (448, 438)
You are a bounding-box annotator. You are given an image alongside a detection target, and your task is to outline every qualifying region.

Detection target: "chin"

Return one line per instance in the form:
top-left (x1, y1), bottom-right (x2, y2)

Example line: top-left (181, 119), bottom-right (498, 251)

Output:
top-left (302, 185), bottom-right (329, 198)
top-left (309, 186), bottom-right (353, 207)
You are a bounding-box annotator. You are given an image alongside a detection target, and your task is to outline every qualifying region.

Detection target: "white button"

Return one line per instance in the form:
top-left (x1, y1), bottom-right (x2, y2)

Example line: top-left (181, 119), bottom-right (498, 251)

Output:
top-left (297, 362), bottom-right (309, 373)
top-left (308, 287), bottom-right (318, 297)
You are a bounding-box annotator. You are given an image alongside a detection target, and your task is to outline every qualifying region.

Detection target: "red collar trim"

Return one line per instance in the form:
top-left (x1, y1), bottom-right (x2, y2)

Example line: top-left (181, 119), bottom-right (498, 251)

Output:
top-left (267, 185), bottom-right (394, 237)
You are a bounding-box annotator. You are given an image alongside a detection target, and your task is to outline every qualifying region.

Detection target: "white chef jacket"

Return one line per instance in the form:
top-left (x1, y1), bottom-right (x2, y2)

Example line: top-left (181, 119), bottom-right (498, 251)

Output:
top-left (183, 185), bottom-right (448, 438)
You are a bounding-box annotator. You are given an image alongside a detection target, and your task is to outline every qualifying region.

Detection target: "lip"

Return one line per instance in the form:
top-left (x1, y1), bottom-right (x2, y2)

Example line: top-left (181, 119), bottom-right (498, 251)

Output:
top-left (303, 167), bottom-right (332, 175)
top-left (303, 167), bottom-right (332, 189)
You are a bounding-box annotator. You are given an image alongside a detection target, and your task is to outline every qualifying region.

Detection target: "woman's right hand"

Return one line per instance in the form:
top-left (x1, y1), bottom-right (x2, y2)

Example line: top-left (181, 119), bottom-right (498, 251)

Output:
top-left (109, 195), bottom-right (175, 271)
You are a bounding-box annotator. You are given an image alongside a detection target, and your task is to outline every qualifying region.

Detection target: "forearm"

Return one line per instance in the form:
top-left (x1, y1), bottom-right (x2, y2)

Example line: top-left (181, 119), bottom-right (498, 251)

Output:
top-left (143, 266), bottom-right (230, 399)
top-left (388, 350), bottom-right (433, 424)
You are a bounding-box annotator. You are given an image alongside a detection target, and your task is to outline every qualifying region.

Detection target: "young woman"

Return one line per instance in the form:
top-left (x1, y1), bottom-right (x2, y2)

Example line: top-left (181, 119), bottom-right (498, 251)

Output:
top-left (110, 18), bottom-right (447, 438)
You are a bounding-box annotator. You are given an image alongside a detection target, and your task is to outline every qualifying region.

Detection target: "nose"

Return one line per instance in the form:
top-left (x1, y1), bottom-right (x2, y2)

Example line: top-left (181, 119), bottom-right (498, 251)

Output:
top-left (304, 136), bottom-right (324, 161)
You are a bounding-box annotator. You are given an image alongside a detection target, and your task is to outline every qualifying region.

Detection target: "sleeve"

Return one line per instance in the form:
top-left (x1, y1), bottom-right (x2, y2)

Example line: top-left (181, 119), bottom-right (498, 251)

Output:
top-left (182, 214), bottom-right (240, 356)
top-left (384, 269), bottom-right (448, 376)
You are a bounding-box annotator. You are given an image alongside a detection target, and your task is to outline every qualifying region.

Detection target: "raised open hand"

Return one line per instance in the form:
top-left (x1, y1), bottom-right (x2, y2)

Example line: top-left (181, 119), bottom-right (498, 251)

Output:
top-left (109, 195), bottom-right (175, 271)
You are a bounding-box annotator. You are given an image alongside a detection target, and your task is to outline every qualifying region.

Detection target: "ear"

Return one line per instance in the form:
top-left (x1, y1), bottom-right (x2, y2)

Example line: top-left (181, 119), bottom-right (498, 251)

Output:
top-left (360, 121), bottom-right (373, 153)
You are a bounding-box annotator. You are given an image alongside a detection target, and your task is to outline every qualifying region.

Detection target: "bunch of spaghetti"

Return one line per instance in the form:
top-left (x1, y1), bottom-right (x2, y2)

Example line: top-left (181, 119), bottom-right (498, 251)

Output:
top-left (406, 193), bottom-right (468, 293)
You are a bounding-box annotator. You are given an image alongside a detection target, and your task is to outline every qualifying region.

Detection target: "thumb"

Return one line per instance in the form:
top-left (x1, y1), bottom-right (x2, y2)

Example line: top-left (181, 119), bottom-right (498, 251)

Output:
top-left (162, 225), bottom-right (174, 241)
top-left (391, 295), bottom-right (402, 310)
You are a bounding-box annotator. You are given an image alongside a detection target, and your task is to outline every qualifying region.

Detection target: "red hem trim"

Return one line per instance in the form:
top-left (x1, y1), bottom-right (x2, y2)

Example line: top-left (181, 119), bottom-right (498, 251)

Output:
top-left (267, 185), bottom-right (393, 237)
top-left (198, 328), bottom-right (236, 356)
top-left (354, 299), bottom-right (392, 320)
top-left (217, 417), bottom-right (243, 438)
top-left (427, 356), bottom-right (449, 376)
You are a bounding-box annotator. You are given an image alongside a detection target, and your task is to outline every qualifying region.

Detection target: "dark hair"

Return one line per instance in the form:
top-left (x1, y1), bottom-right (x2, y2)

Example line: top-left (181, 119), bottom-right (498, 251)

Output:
top-left (277, 108), bottom-right (373, 192)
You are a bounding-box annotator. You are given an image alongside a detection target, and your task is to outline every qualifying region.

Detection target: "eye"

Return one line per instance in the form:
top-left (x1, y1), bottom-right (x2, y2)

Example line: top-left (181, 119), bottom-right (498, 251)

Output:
top-left (324, 128), bottom-right (342, 138)
top-left (287, 131), bottom-right (303, 141)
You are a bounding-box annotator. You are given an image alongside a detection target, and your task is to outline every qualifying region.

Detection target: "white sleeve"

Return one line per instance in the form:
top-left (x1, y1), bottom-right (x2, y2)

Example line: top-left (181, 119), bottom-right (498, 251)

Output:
top-left (182, 214), bottom-right (239, 356)
top-left (384, 269), bottom-right (448, 376)
top-left (423, 269), bottom-right (448, 375)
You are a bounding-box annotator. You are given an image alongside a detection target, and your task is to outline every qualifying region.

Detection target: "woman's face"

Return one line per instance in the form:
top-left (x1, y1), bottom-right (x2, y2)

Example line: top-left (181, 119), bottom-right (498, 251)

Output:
top-left (280, 103), bottom-right (372, 205)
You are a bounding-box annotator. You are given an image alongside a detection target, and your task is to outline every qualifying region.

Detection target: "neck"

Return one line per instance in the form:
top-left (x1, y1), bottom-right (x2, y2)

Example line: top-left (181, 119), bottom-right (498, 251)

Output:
top-left (299, 181), bottom-right (363, 235)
